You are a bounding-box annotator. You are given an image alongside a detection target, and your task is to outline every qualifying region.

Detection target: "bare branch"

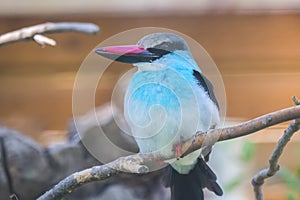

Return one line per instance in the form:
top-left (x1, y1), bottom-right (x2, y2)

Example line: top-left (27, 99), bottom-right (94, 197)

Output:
top-left (37, 155), bottom-right (150, 200)
top-left (251, 97), bottom-right (300, 200)
top-left (37, 104), bottom-right (300, 200)
top-left (292, 96), bottom-right (300, 106)
top-left (0, 22), bottom-right (100, 47)
top-left (181, 104), bottom-right (300, 157)
top-left (33, 34), bottom-right (56, 47)
top-left (251, 120), bottom-right (300, 200)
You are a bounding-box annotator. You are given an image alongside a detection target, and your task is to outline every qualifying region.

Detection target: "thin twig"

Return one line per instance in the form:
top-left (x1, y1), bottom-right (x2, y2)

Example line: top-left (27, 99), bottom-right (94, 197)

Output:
top-left (33, 34), bottom-right (56, 47)
top-left (0, 22), bottom-right (100, 47)
top-left (251, 97), bottom-right (300, 200)
top-left (37, 105), bottom-right (300, 200)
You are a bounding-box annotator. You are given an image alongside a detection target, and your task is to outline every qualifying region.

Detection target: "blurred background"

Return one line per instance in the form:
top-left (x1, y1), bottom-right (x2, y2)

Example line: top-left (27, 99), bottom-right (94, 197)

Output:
top-left (1, 0), bottom-right (300, 199)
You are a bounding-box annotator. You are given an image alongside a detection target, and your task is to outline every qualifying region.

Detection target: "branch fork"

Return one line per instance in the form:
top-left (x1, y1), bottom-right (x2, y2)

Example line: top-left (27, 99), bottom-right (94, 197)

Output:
top-left (251, 96), bottom-right (300, 200)
top-left (0, 22), bottom-right (100, 47)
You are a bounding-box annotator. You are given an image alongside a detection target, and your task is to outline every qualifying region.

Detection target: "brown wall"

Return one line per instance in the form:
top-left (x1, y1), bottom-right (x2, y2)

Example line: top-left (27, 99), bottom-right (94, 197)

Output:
top-left (0, 14), bottom-right (299, 135)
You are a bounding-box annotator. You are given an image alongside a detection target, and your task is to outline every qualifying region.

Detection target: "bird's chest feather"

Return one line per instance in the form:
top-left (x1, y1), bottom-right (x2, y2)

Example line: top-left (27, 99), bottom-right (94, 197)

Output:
top-left (124, 68), bottom-right (209, 156)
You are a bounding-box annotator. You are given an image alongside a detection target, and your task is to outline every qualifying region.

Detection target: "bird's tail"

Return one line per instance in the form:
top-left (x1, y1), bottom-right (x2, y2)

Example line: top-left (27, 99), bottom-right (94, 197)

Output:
top-left (162, 158), bottom-right (223, 200)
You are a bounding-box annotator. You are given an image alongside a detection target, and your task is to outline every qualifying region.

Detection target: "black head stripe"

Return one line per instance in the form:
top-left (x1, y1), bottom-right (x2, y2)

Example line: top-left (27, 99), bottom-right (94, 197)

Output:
top-left (112, 48), bottom-right (170, 64)
top-left (147, 48), bottom-right (170, 58)
top-left (193, 70), bottom-right (219, 110)
top-left (115, 53), bottom-right (159, 64)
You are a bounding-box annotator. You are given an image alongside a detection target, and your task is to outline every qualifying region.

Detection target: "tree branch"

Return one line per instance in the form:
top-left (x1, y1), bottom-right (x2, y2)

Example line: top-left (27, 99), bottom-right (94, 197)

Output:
top-left (181, 104), bottom-right (300, 157)
top-left (0, 22), bottom-right (100, 47)
top-left (251, 97), bottom-right (300, 200)
top-left (36, 155), bottom-right (150, 200)
top-left (37, 104), bottom-right (300, 200)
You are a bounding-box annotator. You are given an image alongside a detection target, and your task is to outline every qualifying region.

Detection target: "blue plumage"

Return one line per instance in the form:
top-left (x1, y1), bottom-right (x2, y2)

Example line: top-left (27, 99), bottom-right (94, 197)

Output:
top-left (125, 50), bottom-right (219, 161)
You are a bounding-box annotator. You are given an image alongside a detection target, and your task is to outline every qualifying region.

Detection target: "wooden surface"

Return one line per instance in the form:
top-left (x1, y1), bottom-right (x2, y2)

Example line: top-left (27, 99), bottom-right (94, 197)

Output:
top-left (0, 14), bottom-right (300, 136)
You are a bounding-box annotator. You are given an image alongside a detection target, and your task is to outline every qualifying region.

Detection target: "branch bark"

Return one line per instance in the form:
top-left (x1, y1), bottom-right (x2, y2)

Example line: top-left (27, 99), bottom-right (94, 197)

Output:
top-left (251, 97), bottom-right (300, 200)
top-left (182, 104), bottom-right (300, 157)
top-left (37, 155), bottom-right (149, 200)
top-left (37, 104), bottom-right (300, 200)
top-left (0, 22), bottom-right (100, 47)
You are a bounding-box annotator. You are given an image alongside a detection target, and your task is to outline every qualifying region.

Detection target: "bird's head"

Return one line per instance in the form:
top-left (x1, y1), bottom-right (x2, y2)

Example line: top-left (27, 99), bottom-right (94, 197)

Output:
top-left (95, 33), bottom-right (191, 68)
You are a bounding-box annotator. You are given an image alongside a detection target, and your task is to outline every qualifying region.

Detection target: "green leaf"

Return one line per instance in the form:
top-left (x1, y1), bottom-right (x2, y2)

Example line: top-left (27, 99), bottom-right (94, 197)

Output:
top-left (287, 191), bottom-right (296, 200)
top-left (296, 167), bottom-right (300, 179)
top-left (279, 168), bottom-right (300, 191)
top-left (224, 176), bottom-right (243, 192)
top-left (240, 140), bottom-right (256, 162)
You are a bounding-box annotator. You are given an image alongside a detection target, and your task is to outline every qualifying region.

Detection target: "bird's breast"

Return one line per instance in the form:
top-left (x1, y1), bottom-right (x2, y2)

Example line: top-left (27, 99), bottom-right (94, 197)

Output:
top-left (124, 68), bottom-right (214, 156)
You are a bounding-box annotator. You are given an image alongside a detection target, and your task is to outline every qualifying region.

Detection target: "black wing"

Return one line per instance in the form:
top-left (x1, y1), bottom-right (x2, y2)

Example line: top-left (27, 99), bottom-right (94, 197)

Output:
top-left (192, 70), bottom-right (219, 110)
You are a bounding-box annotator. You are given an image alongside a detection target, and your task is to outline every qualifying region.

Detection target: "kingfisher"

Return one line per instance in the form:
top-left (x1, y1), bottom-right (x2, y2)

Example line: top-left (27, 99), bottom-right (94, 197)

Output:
top-left (95, 32), bottom-right (223, 200)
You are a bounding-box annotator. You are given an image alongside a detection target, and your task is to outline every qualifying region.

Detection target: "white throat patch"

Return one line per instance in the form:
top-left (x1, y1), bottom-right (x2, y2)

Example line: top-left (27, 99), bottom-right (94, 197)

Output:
top-left (135, 63), bottom-right (166, 71)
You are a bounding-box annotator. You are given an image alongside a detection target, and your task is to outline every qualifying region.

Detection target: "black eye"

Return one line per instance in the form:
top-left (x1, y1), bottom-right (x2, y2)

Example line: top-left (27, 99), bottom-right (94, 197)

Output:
top-left (146, 48), bottom-right (170, 57)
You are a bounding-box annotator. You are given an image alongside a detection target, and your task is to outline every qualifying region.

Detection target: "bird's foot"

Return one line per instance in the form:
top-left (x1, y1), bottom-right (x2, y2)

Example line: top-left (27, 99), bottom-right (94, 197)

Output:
top-left (174, 143), bottom-right (183, 159)
top-left (154, 157), bottom-right (165, 166)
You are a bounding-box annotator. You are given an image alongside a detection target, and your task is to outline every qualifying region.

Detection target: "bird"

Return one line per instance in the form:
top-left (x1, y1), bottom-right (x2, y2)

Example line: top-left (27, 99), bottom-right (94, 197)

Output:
top-left (95, 32), bottom-right (223, 200)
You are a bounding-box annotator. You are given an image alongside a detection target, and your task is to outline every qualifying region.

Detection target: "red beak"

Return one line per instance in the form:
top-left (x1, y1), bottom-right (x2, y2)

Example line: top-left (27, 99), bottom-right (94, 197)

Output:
top-left (95, 45), bottom-right (160, 64)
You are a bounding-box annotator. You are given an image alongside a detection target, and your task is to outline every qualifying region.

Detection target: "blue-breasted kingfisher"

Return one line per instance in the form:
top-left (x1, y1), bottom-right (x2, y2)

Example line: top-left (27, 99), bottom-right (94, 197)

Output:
top-left (95, 32), bottom-right (223, 200)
